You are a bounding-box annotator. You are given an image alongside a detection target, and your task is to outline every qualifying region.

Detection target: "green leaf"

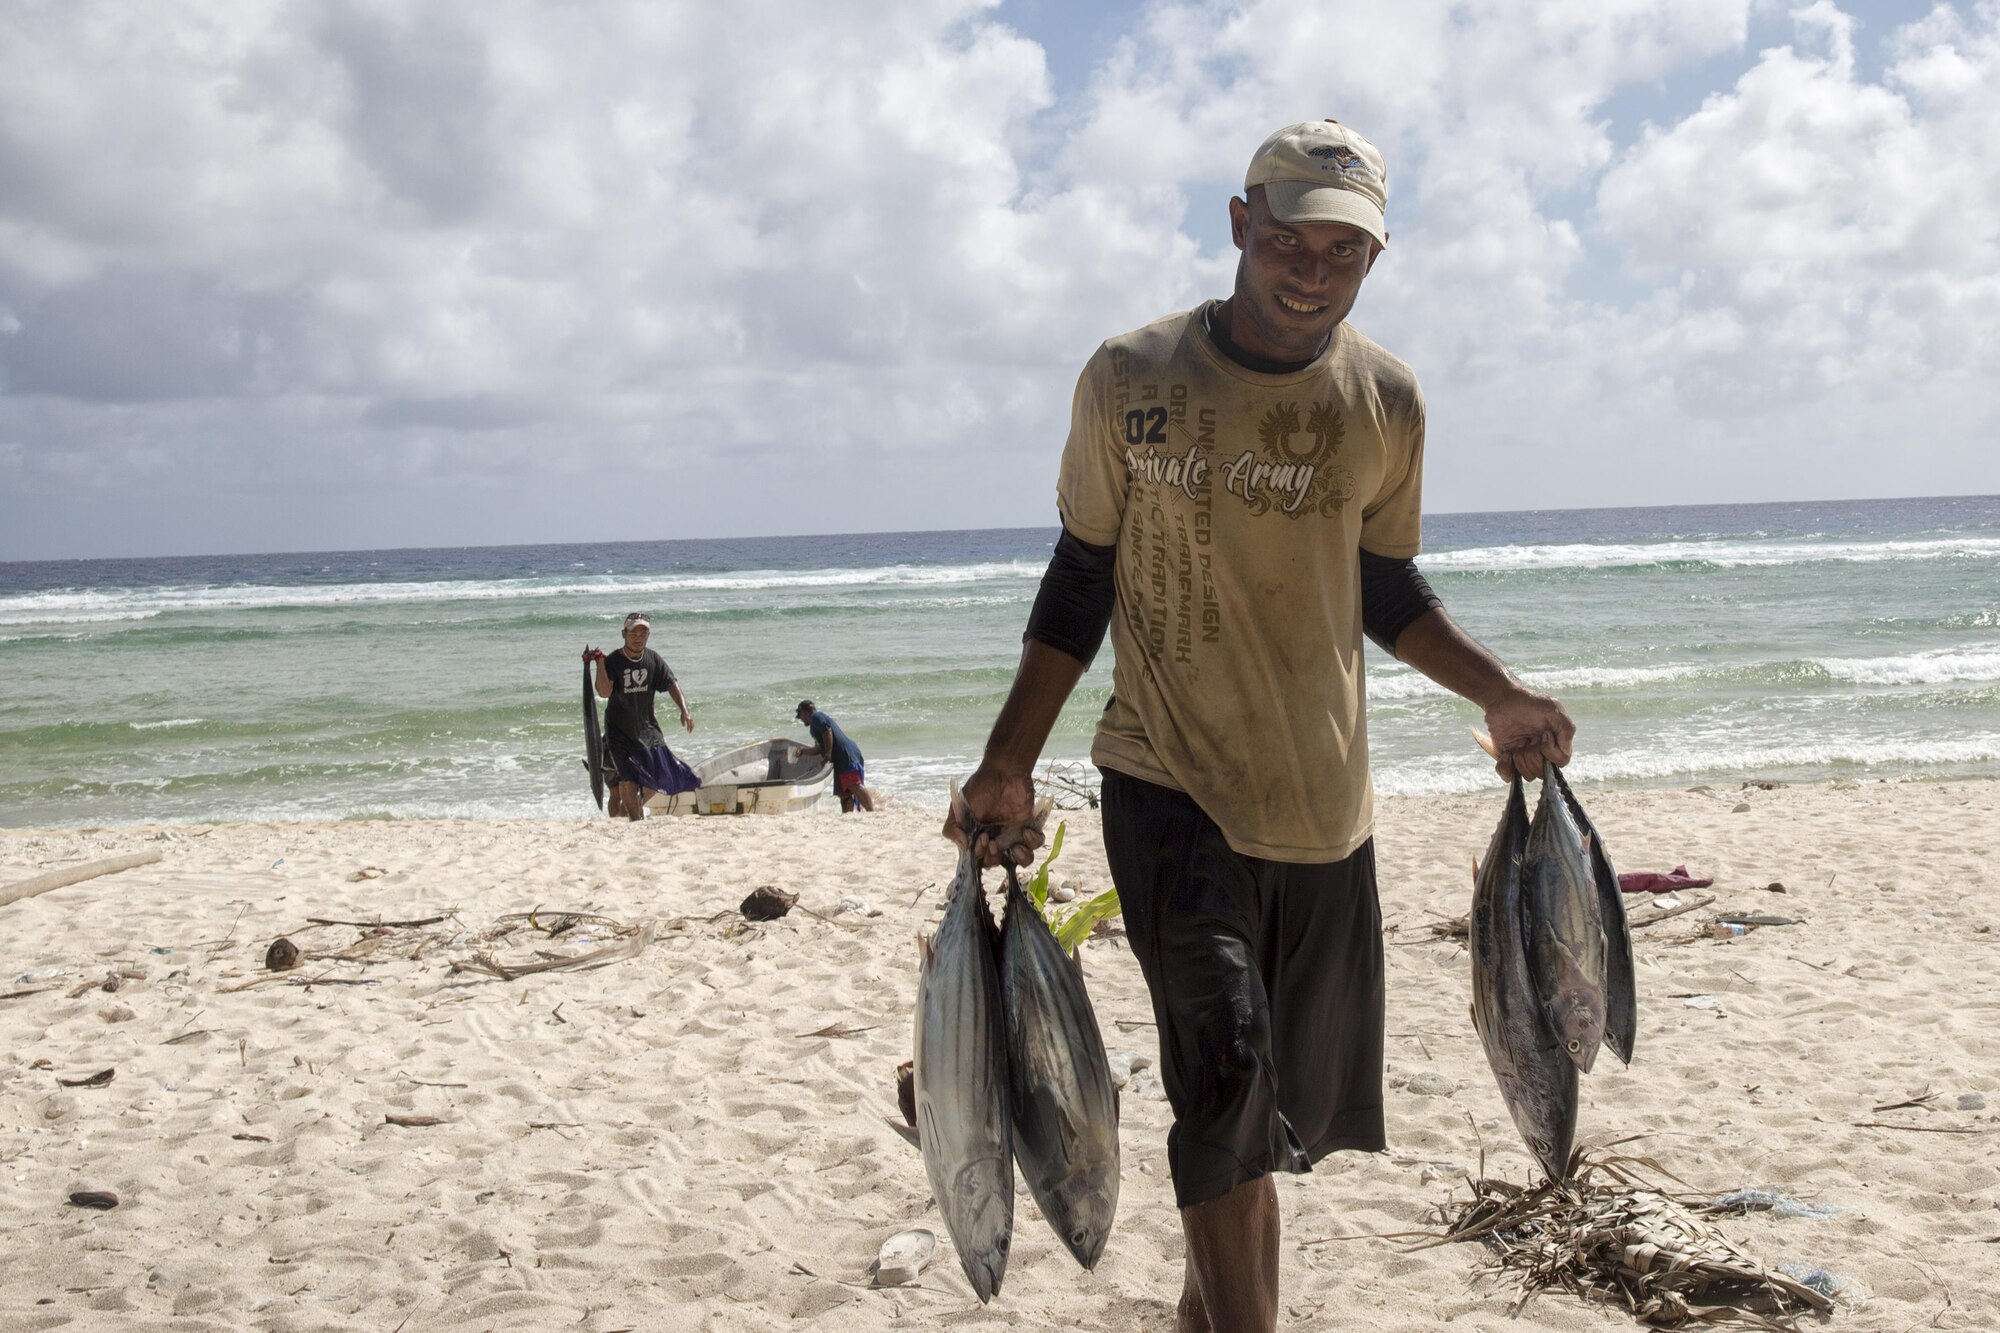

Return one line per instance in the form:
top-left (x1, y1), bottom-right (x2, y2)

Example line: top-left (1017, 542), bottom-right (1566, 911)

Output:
top-left (1053, 887), bottom-right (1122, 955)
top-left (1024, 820), bottom-right (1067, 913)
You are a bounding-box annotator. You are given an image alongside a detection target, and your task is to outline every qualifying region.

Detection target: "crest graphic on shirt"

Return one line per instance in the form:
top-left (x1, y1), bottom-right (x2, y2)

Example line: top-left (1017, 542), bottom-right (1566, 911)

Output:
top-left (1231, 401), bottom-right (1358, 518)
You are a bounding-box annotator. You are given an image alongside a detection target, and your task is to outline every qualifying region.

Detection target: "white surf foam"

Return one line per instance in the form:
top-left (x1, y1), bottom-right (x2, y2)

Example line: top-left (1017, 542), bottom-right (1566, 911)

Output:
top-left (1419, 535), bottom-right (2000, 574)
top-left (0, 560), bottom-right (1048, 625)
top-left (1374, 734), bottom-right (2000, 797)
top-left (1368, 662), bottom-right (1706, 701)
top-left (1814, 645), bottom-right (2000, 686)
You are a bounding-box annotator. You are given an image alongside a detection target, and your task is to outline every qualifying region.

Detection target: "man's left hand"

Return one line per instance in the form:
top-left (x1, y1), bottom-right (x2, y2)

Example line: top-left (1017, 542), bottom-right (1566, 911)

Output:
top-left (1483, 687), bottom-right (1574, 781)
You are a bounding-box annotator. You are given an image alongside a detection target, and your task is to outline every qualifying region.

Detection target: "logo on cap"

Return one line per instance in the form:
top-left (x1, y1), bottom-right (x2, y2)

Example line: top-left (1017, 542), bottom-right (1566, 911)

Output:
top-left (1307, 144), bottom-right (1368, 174)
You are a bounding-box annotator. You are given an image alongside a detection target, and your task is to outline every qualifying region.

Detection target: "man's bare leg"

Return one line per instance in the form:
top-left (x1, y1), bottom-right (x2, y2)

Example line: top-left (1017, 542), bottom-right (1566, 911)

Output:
top-left (1177, 1174), bottom-right (1279, 1333)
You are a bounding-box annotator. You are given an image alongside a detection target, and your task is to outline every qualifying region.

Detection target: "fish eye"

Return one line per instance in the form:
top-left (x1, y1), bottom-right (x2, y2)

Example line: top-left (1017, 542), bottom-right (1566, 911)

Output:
top-left (1072, 1229), bottom-right (1088, 1247)
top-left (1566, 1039), bottom-right (1581, 1053)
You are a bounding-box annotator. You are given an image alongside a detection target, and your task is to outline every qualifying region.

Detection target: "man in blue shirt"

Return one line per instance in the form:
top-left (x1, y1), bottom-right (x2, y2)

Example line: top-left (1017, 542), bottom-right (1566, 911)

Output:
top-left (794, 700), bottom-right (876, 813)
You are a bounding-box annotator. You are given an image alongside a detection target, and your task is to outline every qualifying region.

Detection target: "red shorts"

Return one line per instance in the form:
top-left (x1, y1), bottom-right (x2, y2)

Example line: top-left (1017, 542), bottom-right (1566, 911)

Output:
top-left (836, 768), bottom-right (865, 793)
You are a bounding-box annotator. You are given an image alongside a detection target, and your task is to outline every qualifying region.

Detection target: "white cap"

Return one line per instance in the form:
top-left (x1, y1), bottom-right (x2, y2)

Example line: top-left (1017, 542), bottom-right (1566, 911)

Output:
top-left (1244, 120), bottom-right (1388, 246)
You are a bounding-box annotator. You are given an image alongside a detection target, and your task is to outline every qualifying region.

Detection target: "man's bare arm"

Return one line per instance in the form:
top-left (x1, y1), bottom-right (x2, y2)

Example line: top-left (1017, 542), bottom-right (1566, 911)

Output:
top-left (954, 639), bottom-right (1089, 865)
top-left (1390, 608), bottom-right (1574, 780)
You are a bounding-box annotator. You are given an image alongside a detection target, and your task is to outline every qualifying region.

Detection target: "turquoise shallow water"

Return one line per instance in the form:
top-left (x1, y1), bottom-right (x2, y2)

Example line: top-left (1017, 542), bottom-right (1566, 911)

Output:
top-left (1, 496), bottom-right (1996, 826)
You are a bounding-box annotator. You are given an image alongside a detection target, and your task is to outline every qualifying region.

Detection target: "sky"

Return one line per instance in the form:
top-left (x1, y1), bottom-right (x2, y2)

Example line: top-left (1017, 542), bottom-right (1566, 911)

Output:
top-left (2, 0), bottom-right (1997, 559)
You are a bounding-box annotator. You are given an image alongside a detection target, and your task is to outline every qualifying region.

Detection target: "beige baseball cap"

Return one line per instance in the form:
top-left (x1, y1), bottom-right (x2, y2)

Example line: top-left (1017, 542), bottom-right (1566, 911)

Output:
top-left (1244, 120), bottom-right (1388, 246)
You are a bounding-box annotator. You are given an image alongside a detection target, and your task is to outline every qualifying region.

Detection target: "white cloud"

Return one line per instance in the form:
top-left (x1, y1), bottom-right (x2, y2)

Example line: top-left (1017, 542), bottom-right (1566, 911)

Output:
top-left (1, 0), bottom-right (1996, 557)
top-left (1582, 0), bottom-right (2000, 430)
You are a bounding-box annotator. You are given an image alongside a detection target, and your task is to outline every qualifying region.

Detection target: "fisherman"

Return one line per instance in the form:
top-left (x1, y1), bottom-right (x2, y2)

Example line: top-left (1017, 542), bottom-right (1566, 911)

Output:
top-left (952, 120), bottom-right (1576, 1331)
top-left (793, 700), bottom-right (876, 812)
top-left (585, 613), bottom-right (699, 821)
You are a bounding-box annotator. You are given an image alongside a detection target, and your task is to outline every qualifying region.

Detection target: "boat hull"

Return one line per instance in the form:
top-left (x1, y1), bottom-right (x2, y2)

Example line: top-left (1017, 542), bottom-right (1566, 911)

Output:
top-left (647, 739), bottom-right (834, 816)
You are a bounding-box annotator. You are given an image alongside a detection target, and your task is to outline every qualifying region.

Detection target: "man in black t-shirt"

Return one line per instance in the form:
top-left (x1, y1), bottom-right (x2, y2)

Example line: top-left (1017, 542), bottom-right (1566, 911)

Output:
top-left (586, 612), bottom-right (700, 820)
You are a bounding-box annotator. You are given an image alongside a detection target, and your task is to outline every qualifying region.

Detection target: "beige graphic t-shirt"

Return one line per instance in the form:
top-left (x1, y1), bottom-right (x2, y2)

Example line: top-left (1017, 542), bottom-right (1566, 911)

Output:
top-left (1058, 304), bottom-right (1425, 863)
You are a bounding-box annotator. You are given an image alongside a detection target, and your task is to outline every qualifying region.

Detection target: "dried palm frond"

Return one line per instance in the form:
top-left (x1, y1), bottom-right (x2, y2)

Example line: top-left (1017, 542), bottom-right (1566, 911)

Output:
top-left (1433, 1146), bottom-right (1835, 1330)
top-left (451, 921), bottom-right (656, 980)
top-left (1425, 912), bottom-right (1470, 943)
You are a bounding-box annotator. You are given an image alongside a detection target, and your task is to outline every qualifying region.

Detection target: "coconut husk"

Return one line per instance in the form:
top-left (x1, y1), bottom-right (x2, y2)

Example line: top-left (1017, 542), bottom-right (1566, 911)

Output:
top-left (740, 886), bottom-right (798, 921)
top-left (1432, 1148), bottom-right (1835, 1329)
top-left (264, 937), bottom-right (301, 971)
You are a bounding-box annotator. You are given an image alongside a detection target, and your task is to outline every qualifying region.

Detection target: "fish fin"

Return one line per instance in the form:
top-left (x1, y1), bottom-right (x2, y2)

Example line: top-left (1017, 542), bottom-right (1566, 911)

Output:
top-left (1470, 727), bottom-right (1500, 761)
top-left (948, 780), bottom-right (976, 839)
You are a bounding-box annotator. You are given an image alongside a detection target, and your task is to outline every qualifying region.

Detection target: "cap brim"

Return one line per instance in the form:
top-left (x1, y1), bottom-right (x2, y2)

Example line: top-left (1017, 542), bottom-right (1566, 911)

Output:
top-left (1262, 180), bottom-right (1385, 245)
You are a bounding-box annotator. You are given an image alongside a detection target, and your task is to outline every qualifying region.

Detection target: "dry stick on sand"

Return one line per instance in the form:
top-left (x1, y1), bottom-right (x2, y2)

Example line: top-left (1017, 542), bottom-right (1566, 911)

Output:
top-left (1629, 893), bottom-right (1718, 930)
top-left (221, 972), bottom-right (381, 993)
top-left (305, 915), bottom-right (449, 929)
top-left (0, 850), bottom-right (163, 910)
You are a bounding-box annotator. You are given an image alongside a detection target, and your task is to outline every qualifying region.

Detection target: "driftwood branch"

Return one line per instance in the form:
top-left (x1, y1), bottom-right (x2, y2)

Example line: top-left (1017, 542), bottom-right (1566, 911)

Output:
top-left (1, 851), bottom-right (163, 910)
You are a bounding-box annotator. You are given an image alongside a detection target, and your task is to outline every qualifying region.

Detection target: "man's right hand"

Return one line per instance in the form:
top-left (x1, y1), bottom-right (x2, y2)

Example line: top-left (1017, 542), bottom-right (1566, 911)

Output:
top-left (582, 646), bottom-right (604, 663)
top-left (947, 766), bottom-right (1043, 868)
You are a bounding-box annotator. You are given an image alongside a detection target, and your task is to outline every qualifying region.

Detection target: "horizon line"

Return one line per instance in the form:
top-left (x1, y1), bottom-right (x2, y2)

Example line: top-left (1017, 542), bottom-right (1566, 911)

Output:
top-left (4, 489), bottom-right (1996, 569)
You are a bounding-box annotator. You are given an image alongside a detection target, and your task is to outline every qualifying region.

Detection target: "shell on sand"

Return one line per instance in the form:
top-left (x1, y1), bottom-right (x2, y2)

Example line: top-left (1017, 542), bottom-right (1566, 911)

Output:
top-left (871, 1228), bottom-right (937, 1286)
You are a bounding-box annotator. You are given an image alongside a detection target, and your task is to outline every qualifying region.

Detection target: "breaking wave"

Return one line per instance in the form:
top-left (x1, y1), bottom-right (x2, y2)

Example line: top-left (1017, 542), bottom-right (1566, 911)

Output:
top-left (0, 561), bottom-right (1048, 626)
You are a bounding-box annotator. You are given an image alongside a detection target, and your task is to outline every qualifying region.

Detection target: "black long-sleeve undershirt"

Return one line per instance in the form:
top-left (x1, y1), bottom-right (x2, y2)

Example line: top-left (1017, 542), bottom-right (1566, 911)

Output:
top-left (1357, 546), bottom-right (1443, 655)
top-left (1023, 527), bottom-right (1119, 665)
top-left (1023, 526), bottom-right (1442, 664)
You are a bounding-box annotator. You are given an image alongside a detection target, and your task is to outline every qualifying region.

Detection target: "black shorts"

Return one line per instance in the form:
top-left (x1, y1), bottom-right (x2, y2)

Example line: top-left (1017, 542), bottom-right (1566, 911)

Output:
top-left (1102, 768), bottom-right (1385, 1209)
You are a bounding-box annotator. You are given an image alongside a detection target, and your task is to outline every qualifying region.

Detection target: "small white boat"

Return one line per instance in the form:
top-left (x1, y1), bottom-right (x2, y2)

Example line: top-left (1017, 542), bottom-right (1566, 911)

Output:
top-left (648, 738), bottom-right (833, 816)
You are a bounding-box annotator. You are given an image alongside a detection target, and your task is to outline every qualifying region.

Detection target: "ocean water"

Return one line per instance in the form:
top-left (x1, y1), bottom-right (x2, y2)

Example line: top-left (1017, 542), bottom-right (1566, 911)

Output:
top-left (1, 496), bottom-right (1996, 827)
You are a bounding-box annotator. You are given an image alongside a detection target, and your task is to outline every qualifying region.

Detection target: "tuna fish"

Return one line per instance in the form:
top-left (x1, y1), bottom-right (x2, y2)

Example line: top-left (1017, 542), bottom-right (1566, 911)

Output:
top-left (998, 864), bottom-right (1121, 1270)
top-left (1549, 766), bottom-right (1637, 1066)
top-left (1469, 776), bottom-right (1578, 1181)
top-left (1522, 770), bottom-right (1609, 1073)
top-left (913, 792), bottom-right (1014, 1301)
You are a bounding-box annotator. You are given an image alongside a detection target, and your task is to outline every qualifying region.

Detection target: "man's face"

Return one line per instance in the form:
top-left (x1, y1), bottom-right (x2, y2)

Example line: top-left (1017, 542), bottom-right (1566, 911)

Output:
top-left (622, 624), bottom-right (649, 655)
top-left (1226, 188), bottom-right (1381, 362)
top-left (796, 707), bottom-right (813, 727)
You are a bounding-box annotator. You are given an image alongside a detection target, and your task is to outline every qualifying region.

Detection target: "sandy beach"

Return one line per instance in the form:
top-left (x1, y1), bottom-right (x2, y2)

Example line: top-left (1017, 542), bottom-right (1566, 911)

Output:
top-left (1, 778), bottom-right (1995, 1332)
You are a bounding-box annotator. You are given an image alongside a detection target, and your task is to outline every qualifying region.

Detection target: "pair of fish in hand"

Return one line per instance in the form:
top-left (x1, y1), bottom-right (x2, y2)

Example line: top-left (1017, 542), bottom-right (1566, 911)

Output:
top-left (911, 789), bottom-right (1121, 1303)
top-left (1470, 766), bottom-right (1637, 1181)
